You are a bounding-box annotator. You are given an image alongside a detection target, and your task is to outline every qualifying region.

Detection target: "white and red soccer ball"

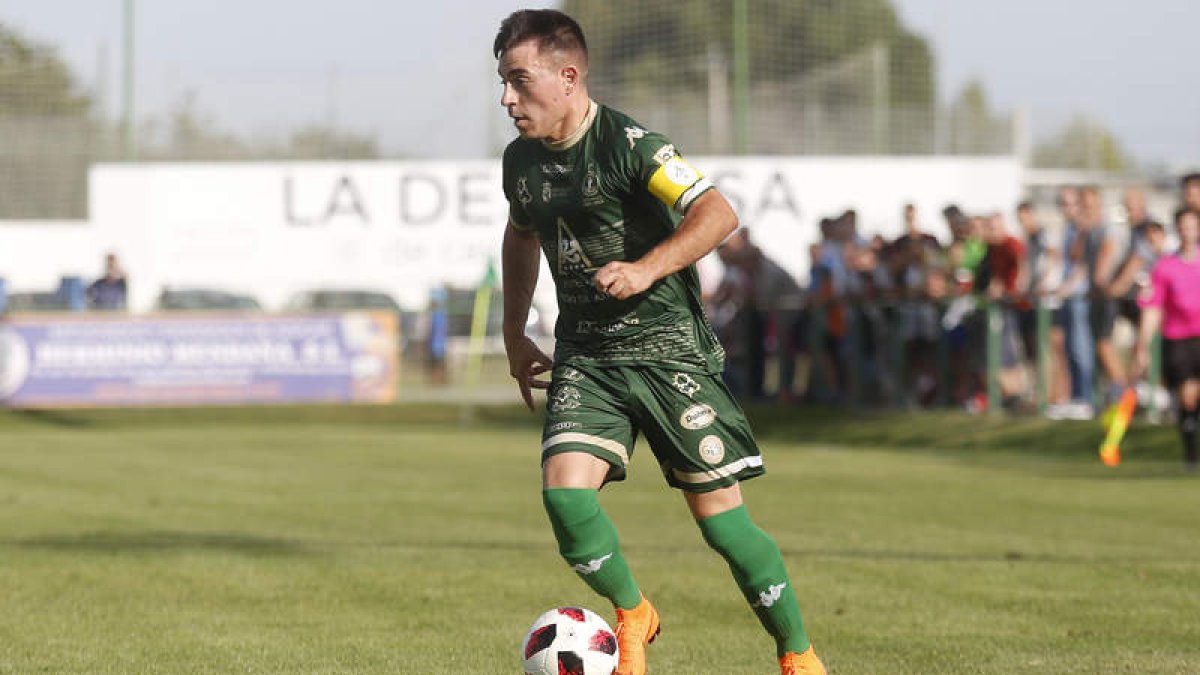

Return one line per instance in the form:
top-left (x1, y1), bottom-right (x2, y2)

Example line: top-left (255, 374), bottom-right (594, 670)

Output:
top-left (521, 607), bottom-right (619, 675)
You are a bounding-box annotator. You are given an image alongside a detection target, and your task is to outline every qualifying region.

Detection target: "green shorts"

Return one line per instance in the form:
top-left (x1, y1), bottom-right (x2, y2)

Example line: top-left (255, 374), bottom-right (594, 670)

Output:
top-left (541, 363), bottom-right (765, 493)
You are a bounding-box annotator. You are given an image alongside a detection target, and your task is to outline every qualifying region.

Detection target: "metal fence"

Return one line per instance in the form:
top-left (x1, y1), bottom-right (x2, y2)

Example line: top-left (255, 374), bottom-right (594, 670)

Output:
top-left (1, 1), bottom-right (1025, 220)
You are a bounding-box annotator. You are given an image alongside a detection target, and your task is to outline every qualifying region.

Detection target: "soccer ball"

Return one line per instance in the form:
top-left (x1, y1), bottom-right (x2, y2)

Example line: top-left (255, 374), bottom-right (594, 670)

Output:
top-left (520, 606), bottom-right (619, 675)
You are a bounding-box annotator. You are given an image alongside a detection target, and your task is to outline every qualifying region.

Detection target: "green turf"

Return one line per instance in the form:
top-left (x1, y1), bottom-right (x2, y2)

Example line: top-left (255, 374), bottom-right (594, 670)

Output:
top-left (1, 405), bottom-right (1197, 674)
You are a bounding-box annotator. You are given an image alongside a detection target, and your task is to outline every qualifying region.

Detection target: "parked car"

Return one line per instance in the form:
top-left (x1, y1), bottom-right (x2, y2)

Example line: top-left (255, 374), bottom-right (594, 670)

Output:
top-left (442, 287), bottom-right (551, 338)
top-left (3, 291), bottom-right (69, 313)
top-left (285, 288), bottom-right (416, 353)
top-left (156, 288), bottom-right (263, 312)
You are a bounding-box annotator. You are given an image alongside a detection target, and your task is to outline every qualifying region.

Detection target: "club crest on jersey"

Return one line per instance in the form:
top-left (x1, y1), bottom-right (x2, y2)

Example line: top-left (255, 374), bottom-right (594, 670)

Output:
top-left (559, 367), bottom-right (586, 383)
top-left (653, 144), bottom-right (677, 165)
top-left (549, 385), bottom-right (582, 413)
top-left (680, 403), bottom-right (717, 430)
top-left (671, 373), bottom-right (701, 397)
top-left (624, 126), bottom-right (647, 149)
top-left (516, 176), bottom-right (532, 205)
top-left (582, 163), bottom-right (600, 199)
top-left (698, 435), bottom-right (725, 464)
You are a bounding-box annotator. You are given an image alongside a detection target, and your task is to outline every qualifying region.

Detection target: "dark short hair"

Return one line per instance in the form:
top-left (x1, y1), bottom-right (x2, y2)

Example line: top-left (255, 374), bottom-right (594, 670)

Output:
top-left (1175, 207), bottom-right (1200, 226)
top-left (1182, 172), bottom-right (1200, 188)
top-left (1016, 200), bottom-right (1034, 212)
top-left (1145, 220), bottom-right (1166, 235)
top-left (494, 9), bottom-right (587, 60)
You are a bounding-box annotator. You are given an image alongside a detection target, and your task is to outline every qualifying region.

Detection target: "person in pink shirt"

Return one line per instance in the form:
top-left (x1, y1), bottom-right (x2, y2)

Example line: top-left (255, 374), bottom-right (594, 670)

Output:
top-left (1134, 207), bottom-right (1200, 468)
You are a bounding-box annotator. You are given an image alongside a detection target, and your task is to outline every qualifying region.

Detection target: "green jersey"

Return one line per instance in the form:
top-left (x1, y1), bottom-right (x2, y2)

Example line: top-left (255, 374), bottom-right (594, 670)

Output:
top-left (502, 102), bottom-right (725, 374)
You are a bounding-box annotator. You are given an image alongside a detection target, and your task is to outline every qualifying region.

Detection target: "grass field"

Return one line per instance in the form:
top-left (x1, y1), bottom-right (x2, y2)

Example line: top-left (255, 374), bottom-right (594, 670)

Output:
top-left (1, 404), bottom-right (1198, 674)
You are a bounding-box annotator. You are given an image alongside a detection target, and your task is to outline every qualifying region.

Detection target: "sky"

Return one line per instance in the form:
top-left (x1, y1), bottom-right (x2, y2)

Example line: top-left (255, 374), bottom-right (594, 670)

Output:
top-left (2, 0), bottom-right (1198, 167)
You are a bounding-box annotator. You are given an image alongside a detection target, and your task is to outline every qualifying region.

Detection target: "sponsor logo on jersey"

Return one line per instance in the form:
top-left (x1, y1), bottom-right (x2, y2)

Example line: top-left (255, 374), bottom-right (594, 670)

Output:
top-left (556, 218), bottom-right (594, 278)
top-left (516, 176), bottom-right (532, 205)
top-left (680, 403), bottom-right (717, 430)
top-left (752, 582), bottom-right (787, 608)
top-left (560, 367), bottom-right (585, 382)
top-left (624, 126), bottom-right (647, 149)
top-left (540, 163), bottom-right (572, 176)
top-left (671, 373), bottom-right (701, 397)
top-left (549, 421), bottom-right (583, 432)
top-left (576, 313), bottom-right (641, 335)
top-left (698, 434), bottom-right (725, 464)
top-left (549, 385), bottom-right (582, 413)
top-left (570, 552), bottom-right (613, 575)
top-left (653, 144), bottom-right (677, 165)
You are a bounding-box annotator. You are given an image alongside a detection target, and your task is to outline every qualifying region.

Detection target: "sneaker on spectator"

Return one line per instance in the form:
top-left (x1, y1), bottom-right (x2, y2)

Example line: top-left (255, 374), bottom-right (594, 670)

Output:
top-left (1064, 401), bottom-right (1095, 420)
top-left (1046, 401), bottom-right (1094, 421)
top-left (1045, 403), bottom-right (1072, 420)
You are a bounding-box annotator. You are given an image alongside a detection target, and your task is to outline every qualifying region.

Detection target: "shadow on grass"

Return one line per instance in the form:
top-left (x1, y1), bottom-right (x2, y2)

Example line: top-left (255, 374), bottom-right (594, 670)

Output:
top-left (0, 402), bottom-right (542, 432)
top-left (392, 538), bottom-right (1194, 567)
top-left (9, 408), bottom-right (97, 428)
top-left (6, 530), bottom-right (315, 556)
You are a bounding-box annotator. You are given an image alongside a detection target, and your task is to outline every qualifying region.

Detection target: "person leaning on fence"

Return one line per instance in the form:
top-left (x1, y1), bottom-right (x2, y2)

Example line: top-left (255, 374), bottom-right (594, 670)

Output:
top-left (890, 203), bottom-right (945, 405)
top-left (1133, 208), bottom-right (1200, 469)
top-left (1051, 187), bottom-right (1097, 419)
top-left (1079, 186), bottom-right (1127, 404)
top-left (978, 212), bottom-right (1028, 408)
top-left (1106, 188), bottom-right (1162, 329)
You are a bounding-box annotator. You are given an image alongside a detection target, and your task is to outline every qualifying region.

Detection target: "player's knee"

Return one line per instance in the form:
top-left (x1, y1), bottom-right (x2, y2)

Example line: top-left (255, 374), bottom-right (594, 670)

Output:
top-left (542, 487), bottom-right (610, 561)
top-left (698, 506), bottom-right (777, 560)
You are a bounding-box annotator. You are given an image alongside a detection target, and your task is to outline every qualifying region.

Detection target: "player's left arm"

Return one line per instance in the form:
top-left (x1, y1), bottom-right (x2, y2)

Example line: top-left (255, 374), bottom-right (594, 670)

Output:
top-left (594, 190), bottom-right (736, 300)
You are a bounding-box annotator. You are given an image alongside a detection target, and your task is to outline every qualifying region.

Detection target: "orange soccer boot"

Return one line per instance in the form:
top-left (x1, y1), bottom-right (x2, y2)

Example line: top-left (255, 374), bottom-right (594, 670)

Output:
top-left (613, 594), bottom-right (661, 675)
top-left (779, 646), bottom-right (827, 675)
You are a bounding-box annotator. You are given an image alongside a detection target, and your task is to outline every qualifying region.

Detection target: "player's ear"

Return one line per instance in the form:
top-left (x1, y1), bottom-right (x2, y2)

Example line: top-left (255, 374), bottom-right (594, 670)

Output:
top-left (561, 65), bottom-right (579, 94)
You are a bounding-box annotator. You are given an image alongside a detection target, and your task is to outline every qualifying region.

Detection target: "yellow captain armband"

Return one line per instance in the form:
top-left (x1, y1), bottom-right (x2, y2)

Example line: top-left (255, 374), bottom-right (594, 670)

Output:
top-left (647, 156), bottom-right (713, 214)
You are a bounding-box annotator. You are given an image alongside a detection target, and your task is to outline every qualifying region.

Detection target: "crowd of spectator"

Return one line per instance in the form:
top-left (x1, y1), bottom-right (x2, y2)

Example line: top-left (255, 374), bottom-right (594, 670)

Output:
top-left (706, 173), bottom-right (1200, 418)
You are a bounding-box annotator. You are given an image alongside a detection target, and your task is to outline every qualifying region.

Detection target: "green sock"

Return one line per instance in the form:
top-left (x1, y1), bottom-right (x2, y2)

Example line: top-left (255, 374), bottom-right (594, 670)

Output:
top-left (698, 505), bottom-right (811, 656)
top-left (543, 488), bottom-right (642, 610)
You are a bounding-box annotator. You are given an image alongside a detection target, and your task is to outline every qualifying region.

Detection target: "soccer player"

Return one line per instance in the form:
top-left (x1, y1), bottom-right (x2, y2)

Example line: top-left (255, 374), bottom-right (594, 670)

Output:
top-left (494, 10), bottom-right (825, 675)
top-left (1133, 208), bottom-right (1200, 469)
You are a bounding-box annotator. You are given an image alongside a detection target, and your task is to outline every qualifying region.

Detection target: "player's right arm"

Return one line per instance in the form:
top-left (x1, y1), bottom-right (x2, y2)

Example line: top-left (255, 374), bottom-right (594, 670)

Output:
top-left (501, 146), bottom-right (553, 411)
top-left (502, 222), bottom-right (553, 410)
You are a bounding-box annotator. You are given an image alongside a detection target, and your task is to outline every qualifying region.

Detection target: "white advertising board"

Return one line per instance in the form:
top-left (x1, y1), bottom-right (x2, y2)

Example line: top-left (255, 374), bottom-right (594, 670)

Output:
top-left (0, 157), bottom-right (1023, 314)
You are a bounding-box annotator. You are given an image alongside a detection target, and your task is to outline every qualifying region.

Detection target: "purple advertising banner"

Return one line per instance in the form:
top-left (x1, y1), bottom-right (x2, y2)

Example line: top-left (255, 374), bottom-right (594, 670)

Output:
top-left (0, 312), bottom-right (398, 408)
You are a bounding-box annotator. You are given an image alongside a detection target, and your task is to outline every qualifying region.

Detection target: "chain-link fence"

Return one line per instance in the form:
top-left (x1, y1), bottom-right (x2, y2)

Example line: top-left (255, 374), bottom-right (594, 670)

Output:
top-left (571, 1), bottom-right (1016, 157)
top-left (1, 2), bottom-right (1023, 220)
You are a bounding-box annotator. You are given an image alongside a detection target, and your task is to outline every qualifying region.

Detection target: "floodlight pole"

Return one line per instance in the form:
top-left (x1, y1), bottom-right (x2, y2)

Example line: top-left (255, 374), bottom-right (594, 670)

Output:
top-left (121, 0), bottom-right (137, 161)
top-left (732, 0), bottom-right (750, 154)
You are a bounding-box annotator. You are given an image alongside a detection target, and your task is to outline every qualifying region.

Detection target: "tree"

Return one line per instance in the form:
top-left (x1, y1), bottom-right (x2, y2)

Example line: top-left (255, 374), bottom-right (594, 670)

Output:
top-left (137, 92), bottom-right (380, 161)
top-left (1034, 115), bottom-right (1133, 172)
top-left (0, 21), bottom-right (91, 116)
top-left (0, 22), bottom-right (95, 218)
top-left (283, 126), bottom-right (379, 160)
top-left (945, 79), bottom-right (1009, 154)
